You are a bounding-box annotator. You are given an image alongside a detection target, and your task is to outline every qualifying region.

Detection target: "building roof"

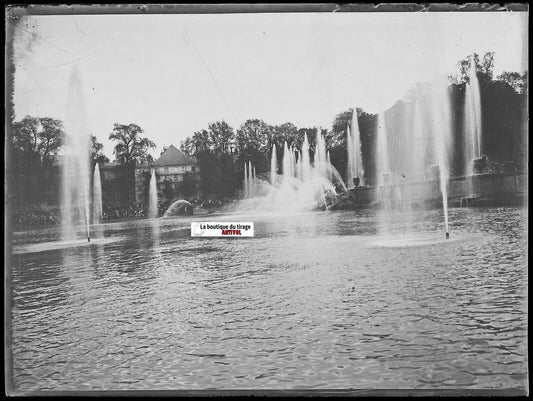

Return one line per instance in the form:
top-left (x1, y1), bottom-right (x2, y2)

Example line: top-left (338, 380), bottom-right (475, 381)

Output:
top-left (154, 145), bottom-right (196, 166)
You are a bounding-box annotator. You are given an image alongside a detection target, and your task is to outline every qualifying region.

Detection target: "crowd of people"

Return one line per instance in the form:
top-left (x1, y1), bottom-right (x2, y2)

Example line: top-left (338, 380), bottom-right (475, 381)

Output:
top-left (102, 202), bottom-right (148, 220)
top-left (12, 159), bottom-right (522, 230)
top-left (13, 208), bottom-right (61, 229)
top-left (13, 198), bottom-right (235, 229)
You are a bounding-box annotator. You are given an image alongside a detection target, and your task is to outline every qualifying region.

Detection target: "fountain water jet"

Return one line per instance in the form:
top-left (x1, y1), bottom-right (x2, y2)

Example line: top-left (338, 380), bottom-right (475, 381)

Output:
top-left (270, 144), bottom-right (277, 185)
top-left (429, 79), bottom-right (452, 238)
top-left (376, 112), bottom-right (390, 187)
top-left (244, 162), bottom-right (249, 197)
top-left (464, 61), bottom-right (482, 175)
top-left (243, 161), bottom-right (265, 199)
top-left (233, 130), bottom-right (346, 213)
top-left (148, 169), bottom-right (158, 218)
top-left (61, 66), bottom-right (91, 241)
top-left (347, 110), bottom-right (364, 187)
top-left (374, 79), bottom-right (453, 239)
top-left (92, 163), bottom-right (102, 225)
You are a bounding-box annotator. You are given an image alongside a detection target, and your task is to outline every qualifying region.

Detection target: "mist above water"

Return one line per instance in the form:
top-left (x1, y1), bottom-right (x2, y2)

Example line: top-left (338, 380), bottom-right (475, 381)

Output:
top-left (374, 78), bottom-right (453, 236)
top-left (236, 130), bottom-right (345, 213)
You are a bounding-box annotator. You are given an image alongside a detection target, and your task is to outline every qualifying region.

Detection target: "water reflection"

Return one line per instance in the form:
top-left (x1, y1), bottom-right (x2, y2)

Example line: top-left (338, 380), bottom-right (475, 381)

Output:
top-left (9, 207), bottom-right (528, 391)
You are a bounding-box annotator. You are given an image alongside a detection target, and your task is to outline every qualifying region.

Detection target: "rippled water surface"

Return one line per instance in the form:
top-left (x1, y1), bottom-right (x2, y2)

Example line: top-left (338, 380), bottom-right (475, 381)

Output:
top-left (8, 207), bottom-right (528, 391)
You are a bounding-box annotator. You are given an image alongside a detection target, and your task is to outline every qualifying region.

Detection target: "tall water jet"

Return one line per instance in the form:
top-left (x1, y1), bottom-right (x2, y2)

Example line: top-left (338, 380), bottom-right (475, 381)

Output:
top-left (346, 123), bottom-right (353, 185)
top-left (244, 162), bottom-right (249, 197)
top-left (270, 144), bottom-right (277, 185)
top-left (429, 79), bottom-right (453, 238)
top-left (376, 112), bottom-right (390, 186)
top-left (243, 161), bottom-right (260, 198)
top-left (252, 165), bottom-right (257, 196)
top-left (464, 61), bottom-right (482, 175)
top-left (92, 163), bottom-right (102, 224)
top-left (61, 65), bottom-right (91, 241)
top-left (326, 150), bottom-right (331, 181)
top-left (235, 130), bottom-right (345, 213)
top-left (290, 146), bottom-right (296, 179)
top-left (347, 110), bottom-right (364, 187)
top-left (314, 127), bottom-right (326, 178)
top-left (301, 134), bottom-right (311, 182)
top-left (411, 100), bottom-right (427, 182)
top-left (148, 169), bottom-right (158, 218)
top-left (282, 142), bottom-right (293, 178)
top-left (248, 161), bottom-right (253, 196)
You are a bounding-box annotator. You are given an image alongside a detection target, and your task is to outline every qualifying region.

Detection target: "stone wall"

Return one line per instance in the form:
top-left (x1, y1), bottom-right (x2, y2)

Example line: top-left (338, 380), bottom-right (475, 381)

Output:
top-left (346, 173), bottom-right (527, 208)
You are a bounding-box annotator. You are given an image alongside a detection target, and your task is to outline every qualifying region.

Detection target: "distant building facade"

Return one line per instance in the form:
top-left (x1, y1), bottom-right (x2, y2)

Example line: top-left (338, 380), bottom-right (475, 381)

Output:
top-left (100, 162), bottom-right (136, 204)
top-left (134, 145), bottom-right (201, 205)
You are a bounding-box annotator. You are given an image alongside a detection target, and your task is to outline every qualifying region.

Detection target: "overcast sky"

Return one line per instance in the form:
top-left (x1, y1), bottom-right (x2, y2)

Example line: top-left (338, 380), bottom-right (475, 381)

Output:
top-left (11, 11), bottom-right (528, 159)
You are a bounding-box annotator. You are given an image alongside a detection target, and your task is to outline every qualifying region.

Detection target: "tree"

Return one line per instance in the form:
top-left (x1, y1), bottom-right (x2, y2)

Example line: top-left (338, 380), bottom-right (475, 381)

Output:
top-left (235, 119), bottom-right (271, 154)
top-left (208, 121), bottom-right (235, 154)
top-left (271, 122), bottom-right (299, 150)
top-left (91, 135), bottom-right (110, 166)
top-left (181, 129), bottom-right (212, 157)
top-left (180, 136), bottom-right (195, 158)
top-left (12, 115), bottom-right (64, 162)
top-left (109, 123), bottom-right (155, 166)
top-left (11, 115), bottom-right (65, 206)
top-left (497, 71), bottom-right (528, 94)
top-left (235, 119), bottom-right (272, 174)
top-left (481, 51), bottom-right (495, 80)
top-left (450, 52), bottom-right (495, 84)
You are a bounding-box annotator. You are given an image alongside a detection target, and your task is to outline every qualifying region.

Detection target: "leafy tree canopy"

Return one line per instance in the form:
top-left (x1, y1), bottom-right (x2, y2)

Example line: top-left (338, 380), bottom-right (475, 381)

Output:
top-left (12, 115), bottom-right (64, 161)
top-left (449, 52), bottom-right (495, 84)
top-left (91, 135), bottom-right (110, 166)
top-left (235, 119), bottom-right (272, 153)
top-left (496, 71), bottom-right (528, 94)
top-left (208, 121), bottom-right (235, 154)
top-left (109, 123), bottom-right (155, 165)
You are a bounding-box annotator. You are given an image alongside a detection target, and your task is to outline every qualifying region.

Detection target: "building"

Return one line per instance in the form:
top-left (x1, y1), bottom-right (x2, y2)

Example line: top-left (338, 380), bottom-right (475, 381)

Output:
top-left (134, 145), bottom-right (201, 205)
top-left (100, 161), bottom-right (136, 204)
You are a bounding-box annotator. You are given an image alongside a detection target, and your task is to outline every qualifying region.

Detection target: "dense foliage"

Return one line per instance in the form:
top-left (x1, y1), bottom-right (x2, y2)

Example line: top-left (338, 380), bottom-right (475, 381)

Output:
top-left (10, 53), bottom-right (528, 204)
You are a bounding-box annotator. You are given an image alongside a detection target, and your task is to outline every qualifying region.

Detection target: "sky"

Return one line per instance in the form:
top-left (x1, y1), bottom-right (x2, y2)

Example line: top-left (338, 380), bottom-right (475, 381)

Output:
top-left (11, 11), bottom-right (528, 160)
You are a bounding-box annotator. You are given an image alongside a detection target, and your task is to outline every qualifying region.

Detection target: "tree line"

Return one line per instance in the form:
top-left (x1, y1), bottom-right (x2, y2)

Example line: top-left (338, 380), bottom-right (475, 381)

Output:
top-left (8, 120), bottom-right (156, 206)
top-left (8, 52), bottom-right (528, 206)
top-left (178, 52), bottom-right (527, 193)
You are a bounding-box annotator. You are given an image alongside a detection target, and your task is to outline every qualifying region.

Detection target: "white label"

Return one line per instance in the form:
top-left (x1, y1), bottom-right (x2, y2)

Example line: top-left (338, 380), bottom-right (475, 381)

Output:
top-left (191, 222), bottom-right (254, 237)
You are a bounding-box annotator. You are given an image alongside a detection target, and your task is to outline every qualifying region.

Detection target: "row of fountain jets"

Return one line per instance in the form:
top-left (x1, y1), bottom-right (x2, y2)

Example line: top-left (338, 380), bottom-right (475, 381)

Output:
top-left (63, 63), bottom-right (481, 240)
